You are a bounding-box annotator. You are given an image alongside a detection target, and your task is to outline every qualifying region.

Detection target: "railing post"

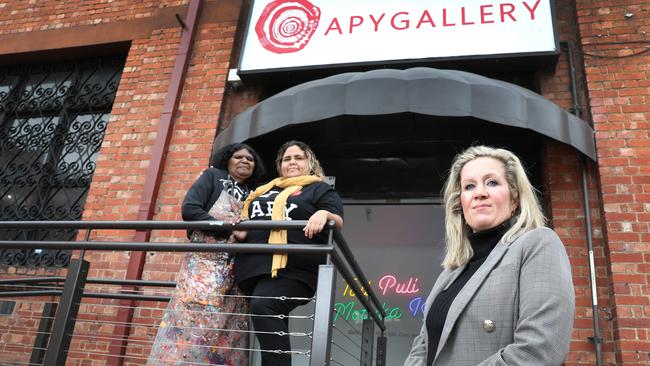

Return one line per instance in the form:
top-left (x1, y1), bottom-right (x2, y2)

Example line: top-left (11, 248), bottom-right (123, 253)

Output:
top-left (376, 333), bottom-right (387, 366)
top-left (29, 302), bottom-right (58, 365)
top-left (360, 318), bottom-right (374, 366)
top-left (310, 264), bottom-right (336, 366)
top-left (43, 259), bottom-right (89, 366)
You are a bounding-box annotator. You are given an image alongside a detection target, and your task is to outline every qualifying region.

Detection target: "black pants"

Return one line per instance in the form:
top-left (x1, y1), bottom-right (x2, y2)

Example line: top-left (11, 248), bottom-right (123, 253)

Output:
top-left (241, 276), bottom-right (313, 366)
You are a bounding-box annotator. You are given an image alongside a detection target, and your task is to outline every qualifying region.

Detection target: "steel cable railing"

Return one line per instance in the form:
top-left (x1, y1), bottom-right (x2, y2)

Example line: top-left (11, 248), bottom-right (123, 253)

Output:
top-left (0, 296), bottom-right (367, 365)
top-left (0, 220), bottom-right (387, 366)
top-left (332, 323), bottom-right (363, 350)
top-left (0, 298), bottom-right (312, 365)
top-left (330, 312), bottom-right (365, 365)
top-left (331, 340), bottom-right (362, 363)
top-left (0, 297), bottom-right (372, 365)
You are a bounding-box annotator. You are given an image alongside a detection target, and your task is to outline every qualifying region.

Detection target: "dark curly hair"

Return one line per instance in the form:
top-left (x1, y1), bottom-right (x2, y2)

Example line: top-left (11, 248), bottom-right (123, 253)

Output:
top-left (210, 143), bottom-right (265, 185)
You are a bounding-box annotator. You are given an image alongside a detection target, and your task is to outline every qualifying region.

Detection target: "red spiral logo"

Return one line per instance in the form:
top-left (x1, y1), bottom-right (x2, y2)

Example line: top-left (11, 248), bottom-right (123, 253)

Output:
top-left (255, 0), bottom-right (321, 54)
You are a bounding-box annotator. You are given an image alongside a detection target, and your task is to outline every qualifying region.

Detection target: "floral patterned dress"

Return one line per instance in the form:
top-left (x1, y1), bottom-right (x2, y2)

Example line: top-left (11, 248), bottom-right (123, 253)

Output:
top-left (147, 185), bottom-right (249, 365)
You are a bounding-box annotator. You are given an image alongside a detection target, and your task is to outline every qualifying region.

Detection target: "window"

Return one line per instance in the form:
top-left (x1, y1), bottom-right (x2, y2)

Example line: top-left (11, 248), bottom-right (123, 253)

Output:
top-left (0, 56), bottom-right (125, 267)
top-left (0, 301), bottom-right (15, 316)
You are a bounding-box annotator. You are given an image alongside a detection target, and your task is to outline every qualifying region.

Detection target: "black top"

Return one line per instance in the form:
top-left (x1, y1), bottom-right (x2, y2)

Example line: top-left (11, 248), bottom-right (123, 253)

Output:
top-left (181, 167), bottom-right (250, 239)
top-left (425, 222), bottom-right (511, 364)
top-left (233, 181), bottom-right (343, 292)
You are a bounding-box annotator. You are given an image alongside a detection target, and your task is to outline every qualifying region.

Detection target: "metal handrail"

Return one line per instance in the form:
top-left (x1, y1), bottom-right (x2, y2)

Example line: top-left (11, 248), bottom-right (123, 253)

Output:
top-left (333, 230), bottom-right (387, 321)
top-left (0, 220), bottom-right (316, 230)
top-left (0, 219), bottom-right (387, 365)
top-left (0, 240), bottom-right (334, 253)
top-left (0, 219), bottom-right (386, 328)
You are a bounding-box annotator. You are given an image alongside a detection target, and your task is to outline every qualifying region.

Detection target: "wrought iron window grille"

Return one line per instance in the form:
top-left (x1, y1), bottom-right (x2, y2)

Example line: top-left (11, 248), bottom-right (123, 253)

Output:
top-left (0, 56), bottom-right (126, 267)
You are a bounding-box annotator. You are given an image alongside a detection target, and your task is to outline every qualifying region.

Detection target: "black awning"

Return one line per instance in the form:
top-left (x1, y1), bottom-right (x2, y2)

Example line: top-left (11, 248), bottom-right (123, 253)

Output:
top-left (215, 67), bottom-right (595, 161)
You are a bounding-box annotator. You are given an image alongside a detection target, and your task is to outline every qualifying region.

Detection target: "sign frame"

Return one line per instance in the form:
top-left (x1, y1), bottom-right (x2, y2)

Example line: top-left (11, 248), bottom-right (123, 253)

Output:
top-left (237, 0), bottom-right (560, 78)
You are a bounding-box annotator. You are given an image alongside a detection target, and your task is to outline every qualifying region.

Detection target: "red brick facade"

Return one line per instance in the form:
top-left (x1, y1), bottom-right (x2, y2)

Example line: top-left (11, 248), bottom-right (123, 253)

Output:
top-left (576, 1), bottom-right (650, 364)
top-left (0, 0), bottom-right (648, 365)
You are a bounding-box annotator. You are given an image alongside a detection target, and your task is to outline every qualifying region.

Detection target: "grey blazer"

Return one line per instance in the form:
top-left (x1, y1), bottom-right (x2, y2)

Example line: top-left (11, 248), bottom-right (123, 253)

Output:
top-left (404, 227), bottom-right (575, 366)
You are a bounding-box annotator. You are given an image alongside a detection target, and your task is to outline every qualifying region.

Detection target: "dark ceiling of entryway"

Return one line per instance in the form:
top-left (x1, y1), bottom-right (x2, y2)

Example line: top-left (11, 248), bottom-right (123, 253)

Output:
top-left (246, 113), bottom-right (544, 199)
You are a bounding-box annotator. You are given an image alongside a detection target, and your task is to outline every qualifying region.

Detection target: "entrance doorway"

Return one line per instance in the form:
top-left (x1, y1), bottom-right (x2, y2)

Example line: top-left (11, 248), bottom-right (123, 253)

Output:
top-left (246, 113), bottom-right (546, 200)
top-left (335, 202), bottom-right (445, 364)
top-left (277, 202), bottom-right (445, 366)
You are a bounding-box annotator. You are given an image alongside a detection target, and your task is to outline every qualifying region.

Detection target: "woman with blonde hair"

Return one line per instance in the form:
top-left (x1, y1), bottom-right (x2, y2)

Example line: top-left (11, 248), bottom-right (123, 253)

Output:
top-left (406, 145), bottom-right (574, 365)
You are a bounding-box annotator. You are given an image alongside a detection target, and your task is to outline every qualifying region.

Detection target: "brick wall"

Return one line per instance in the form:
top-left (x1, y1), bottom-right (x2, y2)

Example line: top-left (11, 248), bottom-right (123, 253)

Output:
top-left (544, 141), bottom-right (614, 365)
top-left (71, 27), bottom-right (184, 365)
top-left (77, 12), bottom-right (241, 366)
top-left (0, 0), bottom-right (242, 364)
top-left (537, 0), bottom-right (615, 363)
top-left (0, 0), bottom-right (186, 31)
top-left (576, 0), bottom-right (650, 364)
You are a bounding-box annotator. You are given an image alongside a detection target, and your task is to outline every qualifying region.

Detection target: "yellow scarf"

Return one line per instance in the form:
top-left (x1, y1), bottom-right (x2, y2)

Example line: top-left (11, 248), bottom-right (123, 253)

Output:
top-left (241, 175), bottom-right (322, 277)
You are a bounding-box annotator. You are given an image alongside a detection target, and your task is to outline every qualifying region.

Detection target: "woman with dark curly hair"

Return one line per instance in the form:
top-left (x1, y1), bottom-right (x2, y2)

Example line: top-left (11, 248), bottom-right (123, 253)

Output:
top-left (148, 143), bottom-right (265, 366)
top-left (182, 142), bottom-right (266, 236)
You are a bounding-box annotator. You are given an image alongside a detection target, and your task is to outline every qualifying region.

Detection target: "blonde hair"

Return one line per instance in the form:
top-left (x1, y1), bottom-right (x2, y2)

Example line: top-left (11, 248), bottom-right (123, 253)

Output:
top-left (442, 145), bottom-right (546, 270)
top-left (275, 140), bottom-right (325, 178)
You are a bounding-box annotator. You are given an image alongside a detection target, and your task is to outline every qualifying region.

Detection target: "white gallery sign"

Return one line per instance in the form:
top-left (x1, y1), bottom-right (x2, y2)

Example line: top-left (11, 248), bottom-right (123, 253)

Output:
top-left (239, 0), bottom-right (557, 73)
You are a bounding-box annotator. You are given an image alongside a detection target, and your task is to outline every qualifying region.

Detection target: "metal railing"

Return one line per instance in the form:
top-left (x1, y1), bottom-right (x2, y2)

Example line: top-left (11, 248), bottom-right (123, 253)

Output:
top-left (0, 220), bottom-right (387, 366)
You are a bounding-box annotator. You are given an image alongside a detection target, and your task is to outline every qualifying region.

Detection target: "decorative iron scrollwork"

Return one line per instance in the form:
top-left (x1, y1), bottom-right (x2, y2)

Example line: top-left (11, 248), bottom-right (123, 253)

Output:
top-left (0, 55), bottom-right (125, 267)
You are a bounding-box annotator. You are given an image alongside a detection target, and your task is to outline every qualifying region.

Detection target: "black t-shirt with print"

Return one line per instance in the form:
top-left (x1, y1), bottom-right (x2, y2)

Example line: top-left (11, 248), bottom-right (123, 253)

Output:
top-left (234, 181), bottom-right (343, 292)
